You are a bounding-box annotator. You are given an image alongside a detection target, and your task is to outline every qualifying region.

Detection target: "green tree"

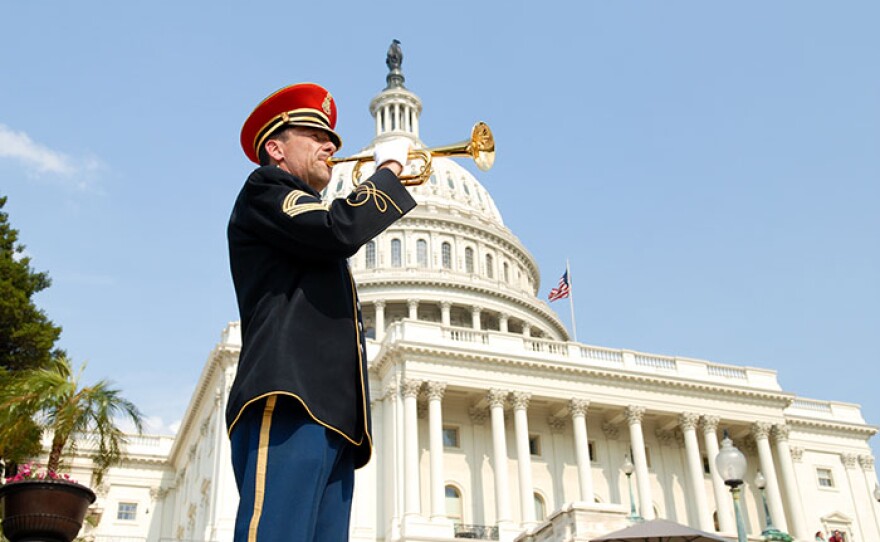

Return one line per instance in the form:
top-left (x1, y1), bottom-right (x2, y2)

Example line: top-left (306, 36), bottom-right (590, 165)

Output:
top-left (0, 195), bottom-right (62, 371)
top-left (0, 354), bottom-right (144, 484)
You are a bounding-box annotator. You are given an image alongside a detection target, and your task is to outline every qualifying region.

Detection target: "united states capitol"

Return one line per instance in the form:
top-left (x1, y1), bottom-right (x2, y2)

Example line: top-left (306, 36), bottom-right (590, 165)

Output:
top-left (61, 49), bottom-right (879, 542)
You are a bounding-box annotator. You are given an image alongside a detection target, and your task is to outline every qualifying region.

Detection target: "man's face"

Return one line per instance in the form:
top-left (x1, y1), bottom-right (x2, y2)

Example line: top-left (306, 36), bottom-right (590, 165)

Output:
top-left (267, 126), bottom-right (337, 192)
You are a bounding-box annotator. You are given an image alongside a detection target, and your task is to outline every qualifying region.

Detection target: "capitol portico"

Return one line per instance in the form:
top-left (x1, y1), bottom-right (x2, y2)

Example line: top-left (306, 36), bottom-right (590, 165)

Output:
top-left (57, 45), bottom-right (879, 542)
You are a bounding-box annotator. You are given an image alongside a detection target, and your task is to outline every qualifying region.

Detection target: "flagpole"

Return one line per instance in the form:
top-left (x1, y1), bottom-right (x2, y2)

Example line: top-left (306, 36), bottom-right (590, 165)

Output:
top-left (567, 259), bottom-right (578, 342)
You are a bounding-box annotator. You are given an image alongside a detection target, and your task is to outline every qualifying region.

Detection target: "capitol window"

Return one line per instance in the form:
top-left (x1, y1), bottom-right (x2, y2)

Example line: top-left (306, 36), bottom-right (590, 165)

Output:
top-left (485, 254), bottom-right (494, 279)
top-left (365, 241), bottom-right (376, 269)
top-left (416, 239), bottom-right (428, 267)
top-left (443, 426), bottom-right (460, 448)
top-left (503, 262), bottom-right (510, 283)
top-left (441, 242), bottom-right (452, 269)
top-left (465, 247), bottom-right (474, 273)
top-left (534, 493), bottom-right (546, 521)
top-left (117, 502), bottom-right (137, 521)
top-left (445, 486), bottom-right (463, 523)
top-left (529, 435), bottom-right (542, 456)
top-left (817, 467), bottom-right (835, 488)
top-left (391, 239), bottom-right (402, 267)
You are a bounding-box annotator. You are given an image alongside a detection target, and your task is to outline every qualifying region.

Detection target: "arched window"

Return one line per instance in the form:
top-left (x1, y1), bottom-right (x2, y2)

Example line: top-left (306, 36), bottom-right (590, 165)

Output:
top-left (445, 486), bottom-right (462, 523)
top-left (417, 239), bottom-right (428, 268)
top-left (485, 254), bottom-right (494, 279)
top-left (365, 241), bottom-right (376, 269)
top-left (391, 239), bottom-right (402, 267)
top-left (447, 173), bottom-right (455, 189)
top-left (503, 262), bottom-right (510, 283)
top-left (465, 247), bottom-right (474, 274)
top-left (533, 493), bottom-right (546, 522)
top-left (441, 242), bottom-right (452, 269)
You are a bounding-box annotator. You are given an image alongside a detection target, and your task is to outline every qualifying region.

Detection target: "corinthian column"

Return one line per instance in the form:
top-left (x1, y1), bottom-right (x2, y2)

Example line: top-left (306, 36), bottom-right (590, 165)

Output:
top-left (570, 398), bottom-right (594, 503)
top-left (772, 425), bottom-right (809, 539)
top-left (383, 383), bottom-right (401, 536)
top-left (403, 380), bottom-right (423, 517)
top-left (488, 389), bottom-right (512, 526)
top-left (472, 306), bottom-right (482, 331)
top-left (440, 301), bottom-right (451, 327)
top-left (752, 422), bottom-right (788, 532)
top-left (408, 299), bottom-right (418, 320)
top-left (626, 405), bottom-right (655, 520)
top-left (375, 300), bottom-right (386, 340)
top-left (701, 416), bottom-right (733, 532)
top-left (680, 412), bottom-right (712, 531)
top-left (426, 381), bottom-right (447, 521)
top-left (512, 391), bottom-right (536, 527)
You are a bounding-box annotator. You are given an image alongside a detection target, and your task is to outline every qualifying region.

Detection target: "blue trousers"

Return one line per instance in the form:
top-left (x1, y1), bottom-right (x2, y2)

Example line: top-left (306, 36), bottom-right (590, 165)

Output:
top-left (230, 395), bottom-right (355, 542)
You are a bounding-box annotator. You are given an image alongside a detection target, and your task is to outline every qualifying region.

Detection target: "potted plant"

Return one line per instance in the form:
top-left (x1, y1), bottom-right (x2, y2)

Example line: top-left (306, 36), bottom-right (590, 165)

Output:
top-left (0, 354), bottom-right (143, 542)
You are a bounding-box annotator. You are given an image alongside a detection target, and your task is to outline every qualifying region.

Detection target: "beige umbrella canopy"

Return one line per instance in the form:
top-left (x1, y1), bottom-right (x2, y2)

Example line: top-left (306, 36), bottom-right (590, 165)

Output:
top-left (590, 519), bottom-right (730, 542)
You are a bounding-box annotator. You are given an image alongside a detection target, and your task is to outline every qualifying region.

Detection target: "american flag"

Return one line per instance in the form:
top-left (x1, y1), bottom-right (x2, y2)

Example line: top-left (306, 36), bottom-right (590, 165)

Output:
top-left (548, 270), bottom-right (570, 302)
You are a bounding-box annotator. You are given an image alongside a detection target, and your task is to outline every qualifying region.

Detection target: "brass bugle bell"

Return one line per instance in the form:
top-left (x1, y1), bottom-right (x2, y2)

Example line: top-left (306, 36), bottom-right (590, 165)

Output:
top-left (326, 122), bottom-right (495, 186)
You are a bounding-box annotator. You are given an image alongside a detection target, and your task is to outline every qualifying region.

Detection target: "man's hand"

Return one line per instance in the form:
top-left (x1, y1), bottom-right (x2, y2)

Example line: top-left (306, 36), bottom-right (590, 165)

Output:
top-left (373, 139), bottom-right (410, 176)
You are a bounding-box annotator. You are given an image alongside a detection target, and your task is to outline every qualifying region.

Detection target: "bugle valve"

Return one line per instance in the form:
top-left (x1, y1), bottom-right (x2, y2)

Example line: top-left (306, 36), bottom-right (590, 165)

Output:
top-left (326, 122), bottom-right (495, 186)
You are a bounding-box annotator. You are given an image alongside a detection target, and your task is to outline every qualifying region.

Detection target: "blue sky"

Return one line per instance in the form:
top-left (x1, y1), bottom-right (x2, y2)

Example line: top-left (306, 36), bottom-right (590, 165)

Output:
top-left (2, 2), bottom-right (878, 460)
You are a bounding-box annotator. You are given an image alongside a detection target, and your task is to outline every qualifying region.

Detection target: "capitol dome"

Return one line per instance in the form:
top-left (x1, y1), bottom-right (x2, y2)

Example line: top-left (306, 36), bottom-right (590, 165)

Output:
top-left (323, 43), bottom-right (568, 342)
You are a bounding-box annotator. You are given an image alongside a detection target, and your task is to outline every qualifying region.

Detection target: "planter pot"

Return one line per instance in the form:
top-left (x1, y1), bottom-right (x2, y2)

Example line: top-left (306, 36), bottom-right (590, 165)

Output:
top-left (0, 479), bottom-right (96, 542)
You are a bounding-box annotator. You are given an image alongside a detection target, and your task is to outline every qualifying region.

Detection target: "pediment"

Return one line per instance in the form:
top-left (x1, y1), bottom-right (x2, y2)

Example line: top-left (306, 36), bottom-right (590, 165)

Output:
top-left (820, 510), bottom-right (853, 523)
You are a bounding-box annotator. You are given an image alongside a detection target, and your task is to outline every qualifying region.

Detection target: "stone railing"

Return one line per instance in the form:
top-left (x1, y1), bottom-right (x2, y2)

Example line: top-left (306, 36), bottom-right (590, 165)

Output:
top-left (454, 523), bottom-right (499, 540)
top-left (380, 319), bottom-right (783, 393)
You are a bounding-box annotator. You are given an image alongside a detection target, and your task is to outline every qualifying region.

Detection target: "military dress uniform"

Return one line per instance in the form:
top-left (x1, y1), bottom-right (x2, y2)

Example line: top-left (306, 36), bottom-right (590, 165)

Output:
top-left (227, 83), bottom-right (417, 542)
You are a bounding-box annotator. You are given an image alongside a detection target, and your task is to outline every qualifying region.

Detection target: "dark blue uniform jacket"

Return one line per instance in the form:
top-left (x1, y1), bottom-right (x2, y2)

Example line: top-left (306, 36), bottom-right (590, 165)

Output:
top-left (226, 165), bottom-right (416, 468)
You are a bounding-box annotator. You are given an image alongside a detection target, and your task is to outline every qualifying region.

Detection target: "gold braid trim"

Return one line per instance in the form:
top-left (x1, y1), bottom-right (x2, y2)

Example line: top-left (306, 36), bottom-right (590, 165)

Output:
top-left (281, 190), bottom-right (328, 218)
top-left (346, 181), bottom-right (403, 214)
top-left (247, 395), bottom-right (276, 542)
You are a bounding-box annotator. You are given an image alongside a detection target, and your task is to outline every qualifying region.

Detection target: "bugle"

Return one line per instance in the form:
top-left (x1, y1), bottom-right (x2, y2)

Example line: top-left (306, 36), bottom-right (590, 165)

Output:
top-left (326, 122), bottom-right (495, 186)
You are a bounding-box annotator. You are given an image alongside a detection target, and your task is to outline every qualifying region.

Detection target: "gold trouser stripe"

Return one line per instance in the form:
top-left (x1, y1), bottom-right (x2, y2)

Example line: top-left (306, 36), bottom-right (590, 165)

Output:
top-left (248, 395), bottom-right (277, 542)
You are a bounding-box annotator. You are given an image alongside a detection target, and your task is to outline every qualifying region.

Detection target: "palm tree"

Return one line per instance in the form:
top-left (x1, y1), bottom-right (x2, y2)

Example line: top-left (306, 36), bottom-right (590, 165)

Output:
top-left (0, 354), bottom-right (143, 485)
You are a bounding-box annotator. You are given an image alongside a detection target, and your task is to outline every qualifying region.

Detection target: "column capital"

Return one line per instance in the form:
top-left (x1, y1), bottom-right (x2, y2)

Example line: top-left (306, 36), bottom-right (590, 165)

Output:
top-left (511, 391), bottom-right (532, 410)
top-left (841, 453), bottom-right (858, 469)
top-left (790, 446), bottom-right (804, 463)
top-left (374, 300), bottom-right (386, 309)
top-left (547, 416), bottom-right (567, 433)
top-left (402, 379), bottom-right (422, 398)
top-left (625, 405), bottom-right (645, 425)
top-left (383, 381), bottom-right (399, 399)
top-left (488, 388), bottom-right (508, 408)
top-left (700, 415), bottom-right (720, 434)
top-left (679, 412), bottom-right (700, 431)
top-left (407, 299), bottom-right (418, 308)
top-left (771, 424), bottom-right (790, 443)
top-left (440, 300), bottom-right (453, 310)
top-left (468, 405), bottom-right (488, 425)
top-left (425, 381), bottom-right (447, 401)
top-left (655, 429), bottom-right (676, 447)
top-left (601, 421), bottom-right (620, 440)
top-left (858, 454), bottom-right (875, 471)
top-left (569, 398), bottom-right (590, 417)
top-left (751, 421), bottom-right (772, 440)
top-left (471, 305), bottom-right (482, 313)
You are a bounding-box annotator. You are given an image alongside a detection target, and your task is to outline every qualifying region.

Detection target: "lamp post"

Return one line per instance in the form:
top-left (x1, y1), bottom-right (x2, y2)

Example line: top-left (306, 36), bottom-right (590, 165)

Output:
top-left (715, 430), bottom-right (748, 542)
top-left (754, 471), bottom-right (792, 541)
top-left (621, 453), bottom-right (643, 523)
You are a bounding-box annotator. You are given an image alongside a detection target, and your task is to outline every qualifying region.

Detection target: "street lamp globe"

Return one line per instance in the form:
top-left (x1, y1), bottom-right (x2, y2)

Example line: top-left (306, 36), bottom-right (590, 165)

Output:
top-left (754, 471), bottom-right (766, 490)
top-left (622, 454), bottom-right (634, 476)
top-left (716, 430), bottom-right (747, 487)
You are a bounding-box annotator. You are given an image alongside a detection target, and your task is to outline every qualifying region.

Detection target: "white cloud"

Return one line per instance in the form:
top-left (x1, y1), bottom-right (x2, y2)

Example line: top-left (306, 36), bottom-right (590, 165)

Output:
top-left (0, 123), bottom-right (105, 190)
top-left (116, 415), bottom-right (180, 436)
